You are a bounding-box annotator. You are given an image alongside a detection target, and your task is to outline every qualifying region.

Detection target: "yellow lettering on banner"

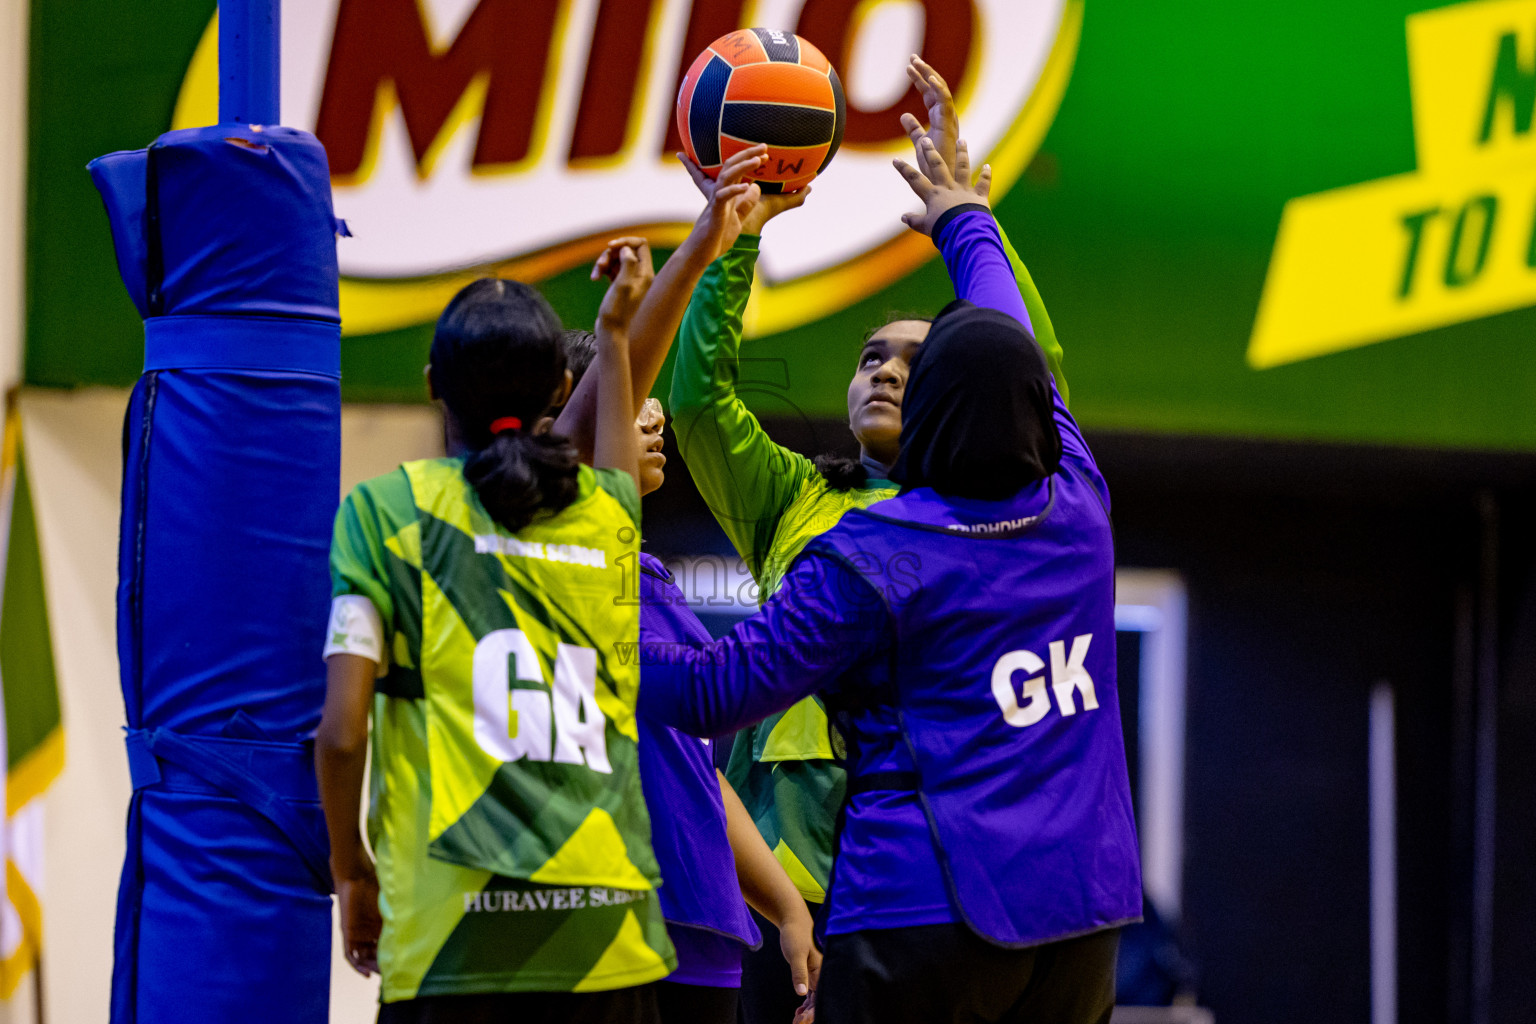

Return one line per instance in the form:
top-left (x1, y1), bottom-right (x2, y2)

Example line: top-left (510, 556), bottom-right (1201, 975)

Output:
top-left (1249, 0), bottom-right (1536, 368)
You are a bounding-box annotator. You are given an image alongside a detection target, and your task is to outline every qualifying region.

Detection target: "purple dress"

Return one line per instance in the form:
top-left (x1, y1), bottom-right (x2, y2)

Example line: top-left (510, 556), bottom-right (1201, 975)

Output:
top-left (637, 210), bottom-right (1142, 947)
top-left (637, 553), bottom-right (760, 985)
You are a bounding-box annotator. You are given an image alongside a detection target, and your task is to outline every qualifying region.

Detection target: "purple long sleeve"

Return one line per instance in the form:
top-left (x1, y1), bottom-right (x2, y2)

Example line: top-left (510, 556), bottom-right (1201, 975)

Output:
top-left (935, 208), bottom-right (1034, 334)
top-left (637, 552), bottom-right (892, 738)
top-left (934, 207), bottom-right (1106, 499)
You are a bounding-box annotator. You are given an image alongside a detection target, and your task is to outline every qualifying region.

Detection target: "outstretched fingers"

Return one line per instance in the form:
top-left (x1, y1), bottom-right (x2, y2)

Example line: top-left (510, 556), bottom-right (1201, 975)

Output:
top-left (976, 163), bottom-right (993, 200)
top-left (900, 111), bottom-right (925, 146)
top-left (676, 151), bottom-right (714, 196)
top-left (916, 137), bottom-right (954, 187)
top-left (717, 144), bottom-right (769, 191)
top-left (905, 60), bottom-right (935, 106)
top-left (912, 55), bottom-right (953, 105)
top-left (892, 157), bottom-right (936, 200)
top-left (954, 139), bottom-right (972, 187)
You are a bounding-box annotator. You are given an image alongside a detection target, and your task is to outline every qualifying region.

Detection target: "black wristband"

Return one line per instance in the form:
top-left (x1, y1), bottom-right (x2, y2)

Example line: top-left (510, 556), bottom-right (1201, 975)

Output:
top-left (931, 203), bottom-right (992, 248)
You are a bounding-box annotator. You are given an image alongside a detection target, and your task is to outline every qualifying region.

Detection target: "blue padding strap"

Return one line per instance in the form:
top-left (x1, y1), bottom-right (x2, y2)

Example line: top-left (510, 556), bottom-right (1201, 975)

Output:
top-left (124, 728), bottom-right (332, 892)
top-left (145, 315), bottom-right (341, 378)
top-left (124, 728), bottom-right (162, 789)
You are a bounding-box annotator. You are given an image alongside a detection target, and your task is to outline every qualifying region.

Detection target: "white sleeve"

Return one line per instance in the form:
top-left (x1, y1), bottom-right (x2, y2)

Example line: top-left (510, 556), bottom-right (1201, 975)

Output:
top-left (323, 594), bottom-right (387, 669)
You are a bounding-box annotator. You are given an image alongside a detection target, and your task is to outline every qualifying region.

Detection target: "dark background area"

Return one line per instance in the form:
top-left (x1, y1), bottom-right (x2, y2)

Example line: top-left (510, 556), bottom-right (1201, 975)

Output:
top-left (645, 416), bottom-right (1536, 1024)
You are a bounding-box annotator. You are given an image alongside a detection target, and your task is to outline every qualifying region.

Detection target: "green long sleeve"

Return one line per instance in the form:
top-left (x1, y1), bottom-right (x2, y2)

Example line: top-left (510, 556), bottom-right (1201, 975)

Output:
top-left (999, 226), bottom-right (1069, 407)
top-left (668, 236), bottom-right (817, 584)
top-left (667, 226), bottom-right (1069, 591)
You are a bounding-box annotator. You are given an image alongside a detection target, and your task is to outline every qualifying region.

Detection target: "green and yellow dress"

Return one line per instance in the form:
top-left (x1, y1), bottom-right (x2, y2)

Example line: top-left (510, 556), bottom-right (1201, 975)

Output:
top-left (327, 458), bottom-right (675, 1002)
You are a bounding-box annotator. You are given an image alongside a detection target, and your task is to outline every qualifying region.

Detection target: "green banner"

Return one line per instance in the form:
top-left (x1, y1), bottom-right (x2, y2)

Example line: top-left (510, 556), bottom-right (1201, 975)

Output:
top-left (27, 0), bottom-right (1536, 449)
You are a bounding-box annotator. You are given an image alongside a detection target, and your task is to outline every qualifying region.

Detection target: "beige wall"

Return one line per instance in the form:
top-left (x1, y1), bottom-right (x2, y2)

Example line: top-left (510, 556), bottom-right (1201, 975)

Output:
top-left (22, 391), bottom-right (439, 1022)
top-left (0, 0), bottom-right (26, 1016)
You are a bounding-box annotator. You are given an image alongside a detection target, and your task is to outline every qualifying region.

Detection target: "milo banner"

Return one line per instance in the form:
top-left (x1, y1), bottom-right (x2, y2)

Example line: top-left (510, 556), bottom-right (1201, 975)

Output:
top-left (27, 0), bottom-right (1536, 449)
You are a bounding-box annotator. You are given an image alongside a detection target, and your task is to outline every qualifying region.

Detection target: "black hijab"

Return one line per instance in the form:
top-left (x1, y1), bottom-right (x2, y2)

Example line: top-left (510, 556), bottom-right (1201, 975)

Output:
top-left (890, 300), bottom-right (1062, 499)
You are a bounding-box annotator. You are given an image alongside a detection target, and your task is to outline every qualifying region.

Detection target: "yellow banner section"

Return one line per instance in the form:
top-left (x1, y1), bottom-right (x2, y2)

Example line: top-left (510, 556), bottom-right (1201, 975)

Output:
top-left (1249, 0), bottom-right (1536, 368)
top-left (1249, 168), bottom-right (1536, 368)
top-left (1410, 0), bottom-right (1536, 175)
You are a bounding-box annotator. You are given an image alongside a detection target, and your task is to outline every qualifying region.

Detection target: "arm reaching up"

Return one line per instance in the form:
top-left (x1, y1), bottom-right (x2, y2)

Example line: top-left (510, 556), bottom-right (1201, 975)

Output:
top-left (591, 242), bottom-right (652, 488)
top-left (894, 135), bottom-right (1031, 328)
top-left (895, 124), bottom-right (1100, 482)
top-left (666, 161), bottom-right (820, 583)
top-left (555, 145), bottom-right (777, 458)
top-left (899, 55), bottom-right (1068, 402)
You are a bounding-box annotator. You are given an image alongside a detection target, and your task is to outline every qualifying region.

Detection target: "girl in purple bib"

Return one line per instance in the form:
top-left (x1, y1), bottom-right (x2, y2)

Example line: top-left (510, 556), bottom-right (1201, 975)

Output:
top-left (638, 133), bottom-right (1142, 1024)
top-left (553, 149), bottom-right (821, 1024)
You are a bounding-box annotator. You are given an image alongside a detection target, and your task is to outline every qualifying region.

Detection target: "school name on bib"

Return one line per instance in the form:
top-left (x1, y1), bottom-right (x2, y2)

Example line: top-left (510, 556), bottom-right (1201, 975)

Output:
top-left (474, 534), bottom-right (608, 569)
top-left (462, 885), bottom-right (646, 914)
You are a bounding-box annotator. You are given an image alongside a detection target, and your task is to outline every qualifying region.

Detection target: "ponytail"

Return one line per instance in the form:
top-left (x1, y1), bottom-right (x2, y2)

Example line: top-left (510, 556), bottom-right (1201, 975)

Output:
top-left (462, 430), bottom-right (580, 534)
top-left (431, 277), bottom-right (580, 532)
top-left (813, 453), bottom-right (870, 491)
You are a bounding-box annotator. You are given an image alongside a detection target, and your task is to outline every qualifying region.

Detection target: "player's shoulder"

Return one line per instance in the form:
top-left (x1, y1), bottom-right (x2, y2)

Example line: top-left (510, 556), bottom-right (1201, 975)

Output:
top-left (342, 459), bottom-right (456, 530)
top-left (585, 465), bottom-right (641, 527)
top-left (789, 474), bottom-right (896, 532)
top-left (760, 475), bottom-right (896, 579)
top-left (345, 464), bottom-right (409, 510)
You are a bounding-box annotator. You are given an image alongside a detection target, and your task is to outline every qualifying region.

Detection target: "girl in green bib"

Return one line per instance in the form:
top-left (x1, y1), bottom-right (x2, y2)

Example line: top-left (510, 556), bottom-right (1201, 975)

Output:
top-left (317, 250), bottom-right (675, 1024)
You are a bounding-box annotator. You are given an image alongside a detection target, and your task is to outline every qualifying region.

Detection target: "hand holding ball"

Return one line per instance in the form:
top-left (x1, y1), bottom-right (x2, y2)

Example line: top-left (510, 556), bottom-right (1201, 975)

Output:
top-left (676, 28), bottom-right (846, 194)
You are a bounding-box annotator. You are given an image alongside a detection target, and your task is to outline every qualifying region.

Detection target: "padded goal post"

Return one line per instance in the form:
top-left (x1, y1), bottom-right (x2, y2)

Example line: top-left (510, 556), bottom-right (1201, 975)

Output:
top-left (88, 6), bottom-right (345, 1014)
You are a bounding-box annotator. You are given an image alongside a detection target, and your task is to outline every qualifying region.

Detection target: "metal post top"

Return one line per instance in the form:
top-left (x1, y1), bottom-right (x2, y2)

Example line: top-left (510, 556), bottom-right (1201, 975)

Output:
top-left (219, 0), bottom-right (281, 125)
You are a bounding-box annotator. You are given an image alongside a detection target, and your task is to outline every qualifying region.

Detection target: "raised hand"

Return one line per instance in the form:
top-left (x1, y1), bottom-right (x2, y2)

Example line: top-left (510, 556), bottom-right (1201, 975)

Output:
top-left (591, 235), bottom-right (654, 284)
top-left (894, 136), bottom-right (993, 237)
top-left (595, 238), bottom-right (655, 332)
top-left (679, 146), bottom-right (768, 263)
top-left (900, 54), bottom-right (959, 177)
top-left (678, 146), bottom-right (811, 237)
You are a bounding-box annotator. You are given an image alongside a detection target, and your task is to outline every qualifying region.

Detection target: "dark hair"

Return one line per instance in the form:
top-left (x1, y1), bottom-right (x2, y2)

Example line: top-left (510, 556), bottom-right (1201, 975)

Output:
top-left (813, 453), bottom-right (869, 491)
top-left (561, 328), bottom-right (598, 388)
top-left (860, 310), bottom-right (932, 345)
top-left (430, 278), bottom-right (579, 532)
top-left (813, 311), bottom-right (935, 491)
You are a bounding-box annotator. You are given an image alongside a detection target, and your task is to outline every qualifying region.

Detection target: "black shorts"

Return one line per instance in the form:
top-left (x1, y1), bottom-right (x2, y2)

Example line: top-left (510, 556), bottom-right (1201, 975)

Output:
top-left (738, 904), bottom-right (817, 1024)
top-left (815, 923), bottom-right (1119, 1024)
top-left (657, 980), bottom-right (738, 1024)
top-left (377, 984), bottom-right (661, 1024)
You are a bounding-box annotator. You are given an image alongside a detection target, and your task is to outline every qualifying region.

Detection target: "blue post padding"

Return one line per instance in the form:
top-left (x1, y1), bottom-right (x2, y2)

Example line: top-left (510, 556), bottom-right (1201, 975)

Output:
top-left (90, 126), bottom-right (341, 322)
top-left (123, 729), bottom-right (332, 891)
top-left (123, 729), bottom-right (161, 790)
top-left (219, 0), bottom-right (281, 125)
top-left (145, 316), bottom-right (341, 377)
top-left (92, 124), bottom-right (340, 1024)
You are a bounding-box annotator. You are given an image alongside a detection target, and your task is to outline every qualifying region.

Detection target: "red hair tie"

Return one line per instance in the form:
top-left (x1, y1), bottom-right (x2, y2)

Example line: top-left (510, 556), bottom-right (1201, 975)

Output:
top-left (489, 416), bottom-right (523, 435)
